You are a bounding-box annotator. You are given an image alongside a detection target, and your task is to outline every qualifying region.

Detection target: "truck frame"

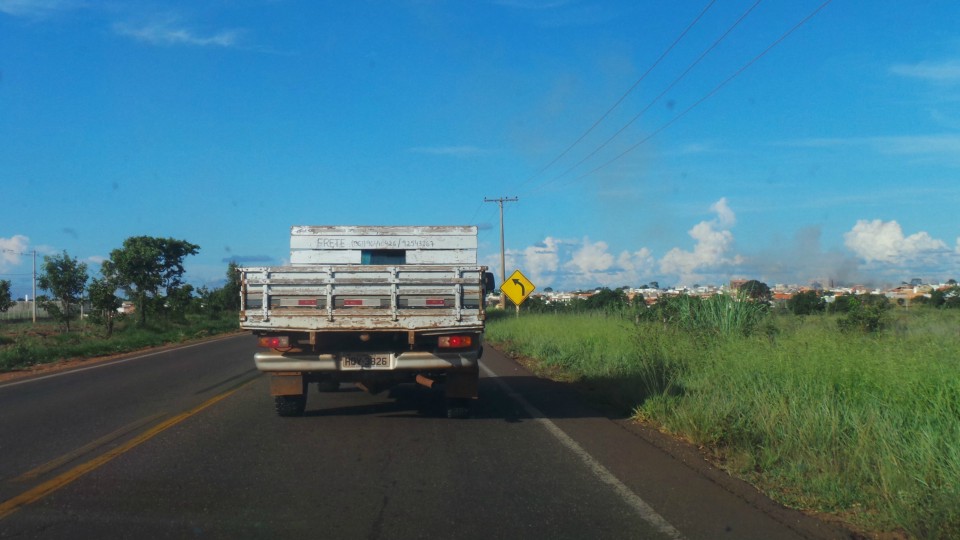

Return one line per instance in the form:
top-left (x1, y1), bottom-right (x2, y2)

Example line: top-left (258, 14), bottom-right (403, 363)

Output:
top-left (239, 226), bottom-right (493, 418)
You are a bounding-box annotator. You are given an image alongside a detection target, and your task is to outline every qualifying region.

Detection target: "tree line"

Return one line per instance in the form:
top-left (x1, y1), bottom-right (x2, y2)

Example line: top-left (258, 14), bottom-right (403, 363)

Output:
top-left (515, 278), bottom-right (960, 335)
top-left (0, 236), bottom-right (241, 335)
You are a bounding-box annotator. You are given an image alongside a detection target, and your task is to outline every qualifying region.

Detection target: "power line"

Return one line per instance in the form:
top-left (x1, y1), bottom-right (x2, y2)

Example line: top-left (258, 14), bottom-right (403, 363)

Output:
top-left (526, 0), bottom-right (764, 195)
top-left (553, 0), bottom-right (835, 190)
top-left (514, 0), bottom-right (718, 192)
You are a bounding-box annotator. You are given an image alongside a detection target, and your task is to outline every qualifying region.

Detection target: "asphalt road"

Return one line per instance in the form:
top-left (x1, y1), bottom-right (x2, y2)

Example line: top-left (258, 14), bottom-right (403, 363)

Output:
top-left (0, 334), bottom-right (849, 539)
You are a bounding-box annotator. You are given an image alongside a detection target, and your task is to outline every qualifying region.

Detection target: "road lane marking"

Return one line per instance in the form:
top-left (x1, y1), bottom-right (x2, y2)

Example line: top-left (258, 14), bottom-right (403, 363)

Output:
top-left (0, 375), bottom-right (259, 520)
top-left (0, 334), bottom-right (246, 390)
top-left (11, 413), bottom-right (166, 483)
top-left (480, 363), bottom-right (686, 540)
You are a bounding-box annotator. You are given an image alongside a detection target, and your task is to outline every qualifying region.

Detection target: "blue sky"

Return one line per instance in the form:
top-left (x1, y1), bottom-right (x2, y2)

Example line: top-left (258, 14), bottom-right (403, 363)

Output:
top-left (2, 0), bottom-right (959, 297)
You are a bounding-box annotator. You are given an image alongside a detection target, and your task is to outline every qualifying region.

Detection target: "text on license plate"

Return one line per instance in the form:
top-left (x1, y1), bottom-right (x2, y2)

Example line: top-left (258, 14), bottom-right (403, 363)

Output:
top-left (340, 353), bottom-right (393, 370)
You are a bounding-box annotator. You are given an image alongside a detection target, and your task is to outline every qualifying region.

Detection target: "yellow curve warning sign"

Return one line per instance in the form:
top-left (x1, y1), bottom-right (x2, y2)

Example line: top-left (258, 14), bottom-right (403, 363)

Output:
top-left (501, 269), bottom-right (536, 305)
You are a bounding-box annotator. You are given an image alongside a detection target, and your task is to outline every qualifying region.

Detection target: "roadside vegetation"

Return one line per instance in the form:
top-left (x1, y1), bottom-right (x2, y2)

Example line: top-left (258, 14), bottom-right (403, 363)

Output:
top-left (486, 287), bottom-right (960, 539)
top-left (0, 314), bottom-right (238, 372)
top-left (0, 235), bottom-right (242, 373)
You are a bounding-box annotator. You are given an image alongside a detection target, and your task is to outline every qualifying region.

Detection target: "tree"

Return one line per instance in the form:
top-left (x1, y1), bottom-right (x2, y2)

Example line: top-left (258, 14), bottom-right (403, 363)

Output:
top-left (103, 236), bottom-right (200, 326)
top-left (585, 287), bottom-right (628, 311)
top-left (203, 262), bottom-right (242, 313)
top-left (787, 290), bottom-right (823, 315)
top-left (0, 279), bottom-right (13, 313)
top-left (837, 297), bottom-right (889, 333)
top-left (37, 251), bottom-right (88, 332)
top-left (928, 285), bottom-right (960, 309)
top-left (220, 261), bottom-right (241, 312)
top-left (739, 280), bottom-right (772, 302)
top-left (946, 286), bottom-right (960, 309)
top-left (829, 294), bottom-right (857, 314)
top-left (87, 277), bottom-right (123, 337)
top-left (165, 283), bottom-right (196, 322)
top-left (88, 276), bottom-right (122, 337)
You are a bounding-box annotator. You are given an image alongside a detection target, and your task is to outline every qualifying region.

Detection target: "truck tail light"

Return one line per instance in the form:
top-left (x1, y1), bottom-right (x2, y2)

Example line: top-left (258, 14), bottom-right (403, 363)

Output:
top-left (438, 335), bottom-right (472, 349)
top-left (259, 336), bottom-right (290, 348)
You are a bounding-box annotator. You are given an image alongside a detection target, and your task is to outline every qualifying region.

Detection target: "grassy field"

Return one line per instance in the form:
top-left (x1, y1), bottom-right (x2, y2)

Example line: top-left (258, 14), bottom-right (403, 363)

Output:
top-left (486, 305), bottom-right (960, 539)
top-left (0, 314), bottom-right (240, 372)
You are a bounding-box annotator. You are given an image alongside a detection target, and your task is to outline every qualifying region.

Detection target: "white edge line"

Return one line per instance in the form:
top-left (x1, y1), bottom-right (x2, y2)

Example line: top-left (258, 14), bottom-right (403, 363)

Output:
top-left (480, 362), bottom-right (686, 540)
top-left (0, 334), bottom-right (244, 390)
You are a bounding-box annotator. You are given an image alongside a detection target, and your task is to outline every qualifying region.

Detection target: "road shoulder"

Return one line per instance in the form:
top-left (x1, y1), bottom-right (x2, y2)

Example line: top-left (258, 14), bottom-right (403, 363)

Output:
top-left (481, 344), bottom-right (854, 540)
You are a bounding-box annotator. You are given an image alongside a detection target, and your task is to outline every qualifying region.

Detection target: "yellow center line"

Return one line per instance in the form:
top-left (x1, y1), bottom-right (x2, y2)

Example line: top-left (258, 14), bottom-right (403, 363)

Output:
top-left (0, 376), bottom-right (259, 520)
top-left (11, 413), bottom-right (167, 483)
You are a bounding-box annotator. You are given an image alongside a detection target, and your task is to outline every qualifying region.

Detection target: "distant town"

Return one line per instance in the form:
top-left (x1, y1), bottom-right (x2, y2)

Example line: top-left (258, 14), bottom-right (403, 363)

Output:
top-left (524, 278), bottom-right (959, 307)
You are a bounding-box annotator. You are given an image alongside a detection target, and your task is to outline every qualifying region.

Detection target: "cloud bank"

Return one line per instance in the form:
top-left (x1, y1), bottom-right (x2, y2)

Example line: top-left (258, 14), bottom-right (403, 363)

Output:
top-left (493, 199), bottom-right (957, 291)
top-left (844, 219), bottom-right (949, 264)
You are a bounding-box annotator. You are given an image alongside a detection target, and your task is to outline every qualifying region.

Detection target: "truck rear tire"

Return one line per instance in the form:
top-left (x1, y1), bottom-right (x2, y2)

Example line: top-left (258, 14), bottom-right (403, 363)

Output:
top-left (274, 395), bottom-right (306, 417)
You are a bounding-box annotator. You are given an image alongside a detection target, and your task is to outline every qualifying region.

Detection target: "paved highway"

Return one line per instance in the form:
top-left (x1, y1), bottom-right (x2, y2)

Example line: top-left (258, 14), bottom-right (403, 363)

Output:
top-left (0, 335), bottom-right (848, 539)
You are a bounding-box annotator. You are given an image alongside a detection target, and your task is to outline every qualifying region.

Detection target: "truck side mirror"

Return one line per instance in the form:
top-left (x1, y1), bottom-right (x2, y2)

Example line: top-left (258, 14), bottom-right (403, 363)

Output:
top-left (483, 272), bottom-right (496, 293)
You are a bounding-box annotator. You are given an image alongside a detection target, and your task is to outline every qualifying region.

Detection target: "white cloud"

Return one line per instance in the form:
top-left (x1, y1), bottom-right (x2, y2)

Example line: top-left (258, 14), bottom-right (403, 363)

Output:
top-left (562, 238), bottom-right (655, 288)
top-left (890, 60), bottom-right (960, 82)
top-left (617, 248), bottom-right (655, 283)
top-left (114, 20), bottom-right (242, 48)
top-left (523, 237), bottom-right (561, 279)
top-left (844, 219), bottom-right (948, 264)
top-left (565, 237), bottom-right (614, 275)
top-left (496, 206), bottom-right (953, 290)
top-left (879, 135), bottom-right (960, 156)
top-left (780, 135), bottom-right (960, 166)
top-left (787, 135), bottom-right (960, 155)
top-left (0, 235), bottom-right (30, 271)
top-left (0, 0), bottom-right (77, 17)
top-left (711, 197), bottom-right (735, 228)
top-left (500, 236), bottom-right (655, 290)
top-left (659, 198), bottom-right (741, 285)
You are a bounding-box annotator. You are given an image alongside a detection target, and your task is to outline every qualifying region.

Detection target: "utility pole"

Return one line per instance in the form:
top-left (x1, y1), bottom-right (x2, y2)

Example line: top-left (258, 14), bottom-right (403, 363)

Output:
top-left (484, 196), bottom-right (518, 309)
top-left (32, 250), bottom-right (37, 323)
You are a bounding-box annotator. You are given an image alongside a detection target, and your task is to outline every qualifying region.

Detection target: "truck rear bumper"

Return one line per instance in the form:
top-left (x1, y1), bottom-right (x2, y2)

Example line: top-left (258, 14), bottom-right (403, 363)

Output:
top-left (254, 350), bottom-right (480, 373)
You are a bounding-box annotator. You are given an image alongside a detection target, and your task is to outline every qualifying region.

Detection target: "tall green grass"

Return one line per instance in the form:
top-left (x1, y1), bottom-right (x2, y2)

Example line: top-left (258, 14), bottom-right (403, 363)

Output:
top-left (486, 308), bottom-right (960, 538)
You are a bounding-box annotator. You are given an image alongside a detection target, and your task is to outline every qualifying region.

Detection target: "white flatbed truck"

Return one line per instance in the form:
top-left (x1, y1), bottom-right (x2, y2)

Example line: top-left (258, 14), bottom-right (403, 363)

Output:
top-left (239, 226), bottom-right (494, 418)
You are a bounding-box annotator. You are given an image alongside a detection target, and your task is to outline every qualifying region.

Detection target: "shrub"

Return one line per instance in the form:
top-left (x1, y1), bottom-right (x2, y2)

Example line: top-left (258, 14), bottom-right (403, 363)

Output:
top-left (838, 297), bottom-right (890, 333)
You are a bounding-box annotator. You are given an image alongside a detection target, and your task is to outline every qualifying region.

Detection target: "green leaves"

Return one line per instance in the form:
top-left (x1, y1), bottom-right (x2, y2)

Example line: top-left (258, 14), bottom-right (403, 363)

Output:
top-left (103, 236), bottom-right (200, 326)
top-left (0, 279), bottom-right (13, 313)
top-left (37, 251), bottom-right (88, 332)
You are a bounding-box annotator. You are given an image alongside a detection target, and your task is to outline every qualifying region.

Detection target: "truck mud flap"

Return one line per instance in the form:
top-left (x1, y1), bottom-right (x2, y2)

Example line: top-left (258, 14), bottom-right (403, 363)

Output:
top-left (270, 373), bottom-right (306, 396)
top-left (444, 367), bottom-right (479, 400)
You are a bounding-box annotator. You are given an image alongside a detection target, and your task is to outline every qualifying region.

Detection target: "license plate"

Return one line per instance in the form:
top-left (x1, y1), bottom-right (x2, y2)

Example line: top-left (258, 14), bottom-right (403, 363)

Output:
top-left (340, 353), bottom-right (394, 370)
